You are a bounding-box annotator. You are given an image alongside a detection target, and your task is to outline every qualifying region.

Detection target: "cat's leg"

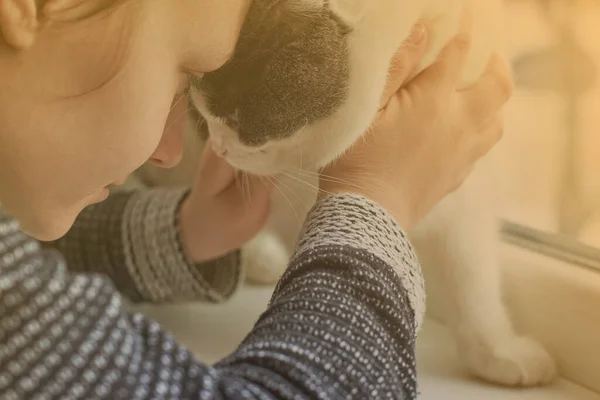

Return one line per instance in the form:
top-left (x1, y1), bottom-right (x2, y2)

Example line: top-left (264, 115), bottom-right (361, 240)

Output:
top-left (242, 228), bottom-right (291, 284)
top-left (412, 190), bottom-right (556, 386)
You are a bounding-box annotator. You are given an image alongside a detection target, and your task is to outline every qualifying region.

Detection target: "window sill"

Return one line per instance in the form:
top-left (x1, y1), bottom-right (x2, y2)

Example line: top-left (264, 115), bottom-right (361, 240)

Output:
top-left (133, 268), bottom-right (600, 398)
top-left (425, 238), bottom-right (600, 394)
top-left (501, 240), bottom-right (600, 393)
top-left (417, 319), bottom-right (598, 399)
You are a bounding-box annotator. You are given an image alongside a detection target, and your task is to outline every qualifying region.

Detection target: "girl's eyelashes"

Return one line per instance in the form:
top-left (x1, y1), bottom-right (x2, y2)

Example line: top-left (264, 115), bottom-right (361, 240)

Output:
top-left (181, 65), bottom-right (205, 79)
top-left (179, 67), bottom-right (205, 93)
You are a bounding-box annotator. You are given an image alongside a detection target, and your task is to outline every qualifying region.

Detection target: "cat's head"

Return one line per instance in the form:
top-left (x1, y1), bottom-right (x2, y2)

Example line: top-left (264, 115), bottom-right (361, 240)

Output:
top-left (190, 0), bottom-right (400, 175)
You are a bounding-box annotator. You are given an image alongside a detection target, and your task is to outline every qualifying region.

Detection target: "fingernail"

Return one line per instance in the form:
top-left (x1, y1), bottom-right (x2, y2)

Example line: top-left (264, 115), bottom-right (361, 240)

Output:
top-left (407, 22), bottom-right (427, 44)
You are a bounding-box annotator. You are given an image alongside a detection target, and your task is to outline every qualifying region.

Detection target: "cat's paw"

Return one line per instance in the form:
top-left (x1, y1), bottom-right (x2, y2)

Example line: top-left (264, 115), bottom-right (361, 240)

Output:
top-left (459, 333), bottom-right (557, 386)
top-left (242, 230), bottom-right (290, 285)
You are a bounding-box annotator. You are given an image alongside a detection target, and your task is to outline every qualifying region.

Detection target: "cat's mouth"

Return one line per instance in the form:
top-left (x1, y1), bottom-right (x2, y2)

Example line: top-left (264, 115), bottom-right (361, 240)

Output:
top-left (209, 137), bottom-right (300, 177)
top-left (191, 95), bottom-right (320, 176)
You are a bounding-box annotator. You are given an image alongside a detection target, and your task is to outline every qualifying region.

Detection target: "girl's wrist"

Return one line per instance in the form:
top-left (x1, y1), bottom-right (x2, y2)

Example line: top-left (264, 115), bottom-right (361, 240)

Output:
top-left (317, 179), bottom-right (416, 231)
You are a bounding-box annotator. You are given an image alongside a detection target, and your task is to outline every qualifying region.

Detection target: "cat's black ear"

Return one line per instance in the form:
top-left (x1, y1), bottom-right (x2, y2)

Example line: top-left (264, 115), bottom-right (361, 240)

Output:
top-left (326, 0), bottom-right (369, 26)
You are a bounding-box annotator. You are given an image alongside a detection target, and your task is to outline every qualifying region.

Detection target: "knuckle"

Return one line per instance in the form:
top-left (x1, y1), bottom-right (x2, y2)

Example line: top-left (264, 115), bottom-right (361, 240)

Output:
top-left (495, 121), bottom-right (505, 141)
top-left (492, 59), bottom-right (515, 100)
top-left (438, 33), bottom-right (471, 66)
top-left (498, 75), bottom-right (514, 101)
top-left (489, 116), bottom-right (504, 140)
top-left (450, 175), bottom-right (465, 193)
top-left (452, 33), bottom-right (472, 52)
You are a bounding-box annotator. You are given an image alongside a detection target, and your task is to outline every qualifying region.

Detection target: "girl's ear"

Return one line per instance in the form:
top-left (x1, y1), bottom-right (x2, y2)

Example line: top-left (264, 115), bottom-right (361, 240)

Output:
top-left (327, 0), bottom-right (369, 26)
top-left (0, 0), bottom-right (38, 49)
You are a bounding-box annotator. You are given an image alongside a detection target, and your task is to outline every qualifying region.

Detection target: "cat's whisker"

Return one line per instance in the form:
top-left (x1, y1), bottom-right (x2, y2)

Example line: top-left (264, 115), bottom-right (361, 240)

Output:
top-left (196, 118), bottom-right (209, 141)
top-left (314, 175), bottom-right (365, 191)
top-left (282, 171), bottom-right (338, 199)
top-left (289, 167), bottom-right (366, 191)
top-left (163, 105), bottom-right (196, 134)
top-left (169, 90), bottom-right (188, 113)
top-left (269, 176), bottom-right (301, 224)
top-left (244, 173), bottom-right (251, 202)
top-left (236, 171), bottom-right (250, 203)
top-left (293, 169), bottom-right (349, 185)
top-left (234, 170), bottom-right (245, 199)
top-left (272, 175), bottom-right (312, 213)
top-left (299, 170), bottom-right (361, 189)
top-left (295, 118), bottom-right (310, 135)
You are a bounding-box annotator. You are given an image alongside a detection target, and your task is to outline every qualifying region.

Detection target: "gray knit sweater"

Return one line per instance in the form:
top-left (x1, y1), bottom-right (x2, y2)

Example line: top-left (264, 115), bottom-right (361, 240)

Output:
top-left (0, 190), bottom-right (425, 399)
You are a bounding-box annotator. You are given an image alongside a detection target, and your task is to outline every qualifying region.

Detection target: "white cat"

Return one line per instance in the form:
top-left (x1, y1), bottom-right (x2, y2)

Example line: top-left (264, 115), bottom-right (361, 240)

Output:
top-left (136, 0), bottom-right (557, 387)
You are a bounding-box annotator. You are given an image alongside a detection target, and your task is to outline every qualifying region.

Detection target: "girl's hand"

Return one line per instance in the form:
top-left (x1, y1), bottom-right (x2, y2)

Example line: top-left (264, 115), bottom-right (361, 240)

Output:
top-left (179, 143), bottom-right (272, 262)
top-left (320, 16), bottom-right (512, 230)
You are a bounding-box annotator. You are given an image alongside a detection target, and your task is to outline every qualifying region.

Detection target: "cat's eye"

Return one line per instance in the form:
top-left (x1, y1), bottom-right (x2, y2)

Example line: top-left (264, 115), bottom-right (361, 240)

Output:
top-left (225, 110), bottom-right (240, 129)
top-left (229, 109), bottom-right (239, 123)
top-left (224, 117), bottom-right (239, 130)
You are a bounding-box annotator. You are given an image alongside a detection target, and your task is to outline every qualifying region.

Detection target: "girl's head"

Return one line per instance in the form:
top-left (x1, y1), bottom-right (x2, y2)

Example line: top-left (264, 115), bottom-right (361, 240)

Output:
top-left (0, 0), bottom-right (250, 240)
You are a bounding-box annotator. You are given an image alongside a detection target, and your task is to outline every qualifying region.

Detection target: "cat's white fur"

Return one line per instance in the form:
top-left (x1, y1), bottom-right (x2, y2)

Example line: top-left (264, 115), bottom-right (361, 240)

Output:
top-left (137, 0), bottom-right (557, 386)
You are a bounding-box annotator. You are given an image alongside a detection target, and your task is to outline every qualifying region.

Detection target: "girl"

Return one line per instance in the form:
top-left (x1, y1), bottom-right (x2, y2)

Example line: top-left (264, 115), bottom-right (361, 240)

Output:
top-left (0, 0), bottom-right (510, 398)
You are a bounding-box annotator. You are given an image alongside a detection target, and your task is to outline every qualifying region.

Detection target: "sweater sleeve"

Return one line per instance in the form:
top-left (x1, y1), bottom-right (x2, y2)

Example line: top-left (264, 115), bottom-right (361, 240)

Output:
top-left (47, 188), bottom-right (241, 304)
top-left (0, 193), bottom-right (425, 400)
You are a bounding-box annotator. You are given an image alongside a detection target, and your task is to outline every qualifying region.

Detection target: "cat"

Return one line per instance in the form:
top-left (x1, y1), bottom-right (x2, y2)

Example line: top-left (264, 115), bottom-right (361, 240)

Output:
top-left (135, 0), bottom-right (557, 387)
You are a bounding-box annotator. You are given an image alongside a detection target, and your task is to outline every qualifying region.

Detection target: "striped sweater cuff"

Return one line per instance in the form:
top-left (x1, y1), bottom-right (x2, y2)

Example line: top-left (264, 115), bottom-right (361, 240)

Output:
top-left (289, 193), bottom-right (426, 330)
top-left (120, 188), bottom-right (241, 303)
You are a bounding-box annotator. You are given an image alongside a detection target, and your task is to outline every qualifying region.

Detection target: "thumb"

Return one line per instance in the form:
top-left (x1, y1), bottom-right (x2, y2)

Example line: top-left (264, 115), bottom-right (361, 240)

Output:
top-left (379, 22), bottom-right (428, 107)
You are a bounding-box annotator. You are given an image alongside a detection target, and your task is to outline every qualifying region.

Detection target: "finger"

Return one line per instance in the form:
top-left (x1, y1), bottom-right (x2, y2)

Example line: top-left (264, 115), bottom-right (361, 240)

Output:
top-left (451, 165), bottom-right (475, 194)
top-left (379, 22), bottom-right (428, 107)
top-left (451, 114), bottom-right (502, 194)
top-left (459, 53), bottom-right (514, 128)
top-left (412, 6), bottom-right (473, 89)
top-left (197, 140), bottom-right (237, 196)
top-left (467, 113), bottom-right (504, 161)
